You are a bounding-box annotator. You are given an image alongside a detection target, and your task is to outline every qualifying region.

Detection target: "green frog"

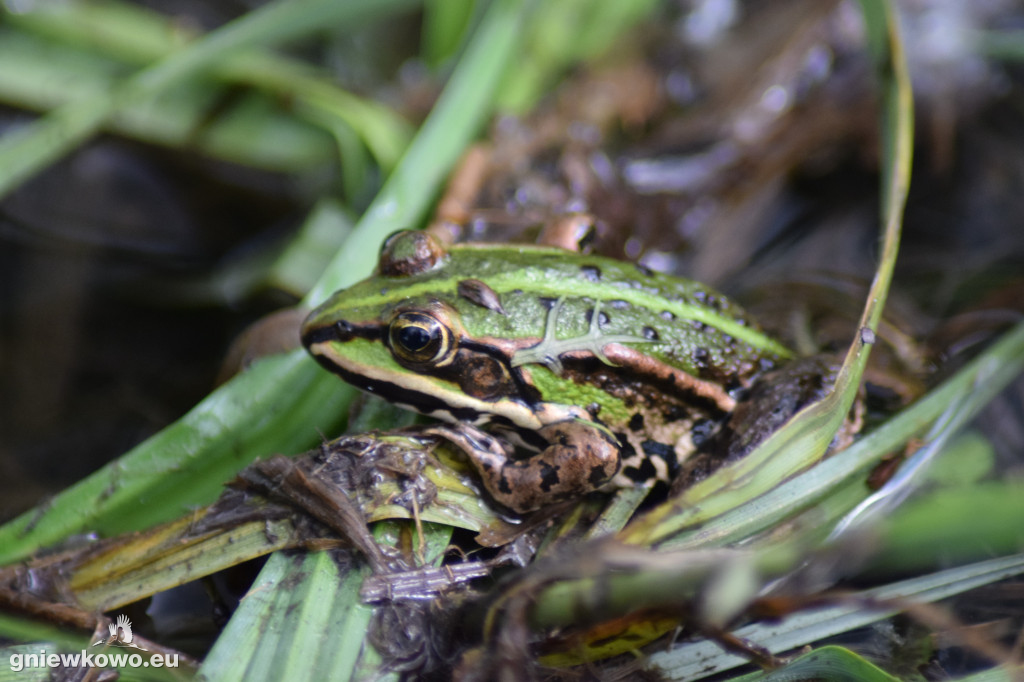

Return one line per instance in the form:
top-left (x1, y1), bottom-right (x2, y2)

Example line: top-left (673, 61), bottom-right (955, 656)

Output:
top-left (301, 230), bottom-right (794, 513)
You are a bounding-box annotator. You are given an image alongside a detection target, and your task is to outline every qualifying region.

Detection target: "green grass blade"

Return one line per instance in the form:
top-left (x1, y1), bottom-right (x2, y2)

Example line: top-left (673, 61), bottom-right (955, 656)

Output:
top-left (646, 553), bottom-right (1024, 680)
top-left (0, 0), bottom-right (418, 198)
top-left (870, 480), bottom-right (1024, 573)
top-left (953, 667), bottom-right (1024, 682)
top-left (733, 646), bottom-right (901, 682)
top-left (0, 351), bottom-right (350, 564)
top-left (199, 551), bottom-right (373, 681)
top-left (660, 319), bottom-right (1024, 550)
top-left (201, 521), bottom-right (452, 681)
top-left (0, 27), bottom-right (336, 172)
top-left (304, 0), bottom-right (530, 303)
top-left (496, 0), bottom-right (661, 113)
top-left (5, 1), bottom-right (415, 170)
top-left (421, 0), bottom-right (476, 67)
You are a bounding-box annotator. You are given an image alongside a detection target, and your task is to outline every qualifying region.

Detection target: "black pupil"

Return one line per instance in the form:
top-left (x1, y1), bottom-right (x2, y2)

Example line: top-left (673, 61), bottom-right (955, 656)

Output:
top-left (398, 324), bottom-right (433, 352)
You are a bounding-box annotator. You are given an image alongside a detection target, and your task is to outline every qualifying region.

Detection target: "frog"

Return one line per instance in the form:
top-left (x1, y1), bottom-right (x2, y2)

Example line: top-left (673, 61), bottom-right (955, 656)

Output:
top-left (301, 230), bottom-right (794, 513)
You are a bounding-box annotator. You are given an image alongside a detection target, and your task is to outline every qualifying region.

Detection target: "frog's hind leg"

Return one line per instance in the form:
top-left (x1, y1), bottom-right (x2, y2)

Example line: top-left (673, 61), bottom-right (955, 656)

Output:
top-left (426, 421), bottom-right (620, 514)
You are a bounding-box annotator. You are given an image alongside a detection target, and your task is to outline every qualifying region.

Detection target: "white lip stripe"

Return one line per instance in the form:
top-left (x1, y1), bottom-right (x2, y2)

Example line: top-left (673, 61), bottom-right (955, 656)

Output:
top-left (311, 341), bottom-right (551, 430)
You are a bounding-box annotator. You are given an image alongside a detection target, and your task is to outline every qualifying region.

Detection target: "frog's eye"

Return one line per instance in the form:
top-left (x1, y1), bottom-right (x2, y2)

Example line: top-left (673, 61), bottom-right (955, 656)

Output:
top-left (388, 311), bottom-right (455, 366)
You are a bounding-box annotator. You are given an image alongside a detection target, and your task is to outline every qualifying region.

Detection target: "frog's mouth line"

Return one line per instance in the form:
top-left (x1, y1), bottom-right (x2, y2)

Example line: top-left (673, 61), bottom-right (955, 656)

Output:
top-left (305, 338), bottom-right (550, 433)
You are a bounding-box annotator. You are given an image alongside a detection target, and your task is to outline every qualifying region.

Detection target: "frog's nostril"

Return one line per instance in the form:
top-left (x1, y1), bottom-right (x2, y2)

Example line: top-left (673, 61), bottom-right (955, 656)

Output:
top-left (300, 317), bottom-right (356, 347)
top-left (335, 319), bottom-right (355, 338)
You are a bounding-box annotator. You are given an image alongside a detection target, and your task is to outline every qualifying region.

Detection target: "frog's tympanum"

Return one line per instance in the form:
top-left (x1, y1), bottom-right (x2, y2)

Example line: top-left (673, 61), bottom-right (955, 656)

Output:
top-left (302, 230), bottom-right (793, 513)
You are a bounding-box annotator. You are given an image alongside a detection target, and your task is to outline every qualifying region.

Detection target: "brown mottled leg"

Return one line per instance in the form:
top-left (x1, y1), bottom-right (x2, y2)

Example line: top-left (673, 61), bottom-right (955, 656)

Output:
top-left (427, 421), bottom-right (621, 513)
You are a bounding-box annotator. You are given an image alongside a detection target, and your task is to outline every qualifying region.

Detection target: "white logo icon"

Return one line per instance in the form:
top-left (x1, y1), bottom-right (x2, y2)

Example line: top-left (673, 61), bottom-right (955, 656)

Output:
top-left (91, 614), bottom-right (147, 650)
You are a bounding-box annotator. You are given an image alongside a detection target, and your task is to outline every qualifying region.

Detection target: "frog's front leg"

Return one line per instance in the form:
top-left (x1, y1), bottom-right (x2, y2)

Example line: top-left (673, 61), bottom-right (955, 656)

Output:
top-left (427, 421), bottom-right (621, 513)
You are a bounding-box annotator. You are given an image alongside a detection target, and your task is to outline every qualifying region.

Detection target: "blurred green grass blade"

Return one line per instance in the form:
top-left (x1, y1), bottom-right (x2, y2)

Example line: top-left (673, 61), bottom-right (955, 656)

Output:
top-left (528, 545), bottom-right (798, 633)
top-left (0, 0), bottom-right (418, 198)
top-left (6, 1), bottom-right (414, 170)
top-left (6, 0), bottom-right (196, 64)
top-left (305, 0), bottom-right (529, 303)
top-left (733, 646), bottom-right (900, 682)
top-left (620, 0), bottom-right (914, 548)
top-left (0, 617), bottom-right (90, 660)
top-left (646, 553), bottom-right (1024, 680)
top-left (870, 480), bottom-right (1024, 573)
top-left (497, 0), bottom-right (660, 113)
top-left (0, 27), bottom-right (335, 172)
top-left (972, 29), bottom-right (1024, 60)
top-left (954, 667), bottom-right (1024, 682)
top-left (267, 198), bottom-right (354, 297)
top-left (858, 0), bottom-right (915, 223)
top-left (421, 0), bottom-right (476, 67)
top-left (925, 430), bottom-right (995, 487)
top-left (0, 352), bottom-right (351, 564)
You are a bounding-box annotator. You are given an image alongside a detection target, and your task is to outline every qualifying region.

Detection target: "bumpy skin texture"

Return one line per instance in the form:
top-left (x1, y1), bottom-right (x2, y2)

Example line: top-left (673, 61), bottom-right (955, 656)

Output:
top-left (429, 420), bottom-right (621, 512)
top-left (671, 355), bottom-right (841, 492)
top-left (302, 231), bottom-right (790, 512)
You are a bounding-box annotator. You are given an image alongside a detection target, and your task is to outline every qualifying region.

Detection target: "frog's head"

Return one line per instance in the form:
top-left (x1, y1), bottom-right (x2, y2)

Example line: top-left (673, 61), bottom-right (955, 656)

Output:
top-left (301, 231), bottom-right (550, 429)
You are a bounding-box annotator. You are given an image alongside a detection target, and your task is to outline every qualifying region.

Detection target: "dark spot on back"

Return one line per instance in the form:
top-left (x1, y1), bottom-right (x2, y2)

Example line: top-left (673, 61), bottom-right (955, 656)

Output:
top-left (635, 264), bottom-right (654, 277)
top-left (642, 326), bottom-right (659, 341)
top-left (538, 461), bottom-right (560, 492)
top-left (622, 457), bottom-right (658, 483)
top-left (609, 299), bottom-right (630, 310)
top-left (660, 310), bottom-right (675, 321)
top-left (614, 433), bottom-right (636, 459)
top-left (642, 439), bottom-right (679, 476)
top-left (641, 440), bottom-right (673, 458)
top-left (589, 465), bottom-right (609, 486)
top-left (539, 296), bottom-right (558, 310)
top-left (621, 466), bottom-right (647, 483)
top-left (692, 347), bottom-right (710, 368)
top-left (635, 456), bottom-right (658, 480)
